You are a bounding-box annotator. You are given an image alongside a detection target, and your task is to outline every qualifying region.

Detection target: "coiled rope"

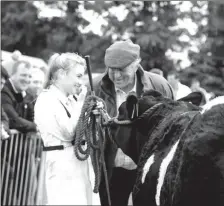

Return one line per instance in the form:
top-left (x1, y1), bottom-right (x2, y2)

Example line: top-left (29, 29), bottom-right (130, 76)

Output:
top-left (74, 95), bottom-right (107, 192)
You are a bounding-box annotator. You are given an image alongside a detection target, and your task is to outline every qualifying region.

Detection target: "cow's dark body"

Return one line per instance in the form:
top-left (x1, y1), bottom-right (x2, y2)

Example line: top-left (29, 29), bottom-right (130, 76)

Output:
top-left (112, 91), bottom-right (224, 206)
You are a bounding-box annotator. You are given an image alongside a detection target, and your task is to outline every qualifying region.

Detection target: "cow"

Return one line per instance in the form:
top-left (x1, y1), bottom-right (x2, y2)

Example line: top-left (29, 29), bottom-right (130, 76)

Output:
top-left (110, 90), bottom-right (224, 206)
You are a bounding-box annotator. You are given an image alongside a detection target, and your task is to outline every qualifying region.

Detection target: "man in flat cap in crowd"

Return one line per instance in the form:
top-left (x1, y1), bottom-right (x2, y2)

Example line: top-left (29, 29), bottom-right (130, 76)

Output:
top-left (90, 40), bottom-right (174, 206)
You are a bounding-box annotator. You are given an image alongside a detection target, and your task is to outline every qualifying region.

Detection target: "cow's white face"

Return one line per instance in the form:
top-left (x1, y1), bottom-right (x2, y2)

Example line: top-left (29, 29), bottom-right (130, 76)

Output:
top-left (201, 96), bottom-right (224, 114)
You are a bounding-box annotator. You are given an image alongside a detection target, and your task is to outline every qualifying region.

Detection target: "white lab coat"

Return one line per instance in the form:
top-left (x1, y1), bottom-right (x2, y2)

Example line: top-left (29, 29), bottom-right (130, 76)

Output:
top-left (34, 85), bottom-right (100, 205)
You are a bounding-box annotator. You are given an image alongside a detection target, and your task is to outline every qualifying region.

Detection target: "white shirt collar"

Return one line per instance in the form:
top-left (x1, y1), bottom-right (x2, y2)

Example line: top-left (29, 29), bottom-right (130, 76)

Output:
top-left (49, 85), bottom-right (73, 105)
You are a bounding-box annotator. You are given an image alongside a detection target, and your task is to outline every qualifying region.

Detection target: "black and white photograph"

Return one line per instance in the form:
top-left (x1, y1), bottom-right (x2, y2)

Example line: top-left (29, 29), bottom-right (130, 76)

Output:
top-left (1, 1), bottom-right (224, 205)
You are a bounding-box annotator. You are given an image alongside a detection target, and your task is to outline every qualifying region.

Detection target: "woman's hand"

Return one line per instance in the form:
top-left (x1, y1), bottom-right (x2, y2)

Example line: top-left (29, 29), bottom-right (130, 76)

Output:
top-left (92, 101), bottom-right (104, 115)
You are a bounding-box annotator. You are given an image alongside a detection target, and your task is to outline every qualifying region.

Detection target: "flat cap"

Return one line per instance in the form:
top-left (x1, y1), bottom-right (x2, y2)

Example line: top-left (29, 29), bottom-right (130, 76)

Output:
top-left (104, 40), bottom-right (140, 68)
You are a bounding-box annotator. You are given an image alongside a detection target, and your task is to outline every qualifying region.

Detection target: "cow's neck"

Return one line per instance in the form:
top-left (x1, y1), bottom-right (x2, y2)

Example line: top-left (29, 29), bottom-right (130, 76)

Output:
top-left (135, 102), bottom-right (190, 154)
top-left (136, 103), bottom-right (173, 136)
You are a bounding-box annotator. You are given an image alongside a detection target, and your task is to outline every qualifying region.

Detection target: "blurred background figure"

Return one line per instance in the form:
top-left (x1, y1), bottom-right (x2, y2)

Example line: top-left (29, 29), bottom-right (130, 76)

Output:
top-left (1, 64), bottom-right (11, 139)
top-left (26, 67), bottom-right (46, 104)
top-left (1, 65), bottom-right (9, 89)
top-left (1, 60), bottom-right (37, 133)
top-left (2, 50), bottom-right (22, 76)
top-left (1, 65), bottom-right (14, 206)
top-left (190, 78), bottom-right (212, 105)
top-left (167, 71), bottom-right (192, 100)
top-left (150, 68), bottom-right (164, 76)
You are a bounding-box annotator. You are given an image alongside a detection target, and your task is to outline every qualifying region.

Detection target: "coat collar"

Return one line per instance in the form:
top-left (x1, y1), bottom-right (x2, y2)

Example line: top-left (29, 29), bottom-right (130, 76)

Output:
top-left (3, 80), bottom-right (24, 102)
top-left (49, 85), bottom-right (74, 106)
top-left (8, 79), bottom-right (26, 97)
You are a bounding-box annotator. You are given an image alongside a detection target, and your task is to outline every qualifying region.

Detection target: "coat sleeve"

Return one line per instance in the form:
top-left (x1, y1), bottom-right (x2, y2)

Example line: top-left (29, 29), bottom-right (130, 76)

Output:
top-left (1, 92), bottom-right (37, 133)
top-left (149, 73), bottom-right (175, 100)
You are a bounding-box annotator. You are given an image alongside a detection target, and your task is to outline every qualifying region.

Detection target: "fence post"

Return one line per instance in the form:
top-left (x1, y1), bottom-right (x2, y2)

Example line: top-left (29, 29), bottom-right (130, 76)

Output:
top-left (1, 131), bottom-right (44, 206)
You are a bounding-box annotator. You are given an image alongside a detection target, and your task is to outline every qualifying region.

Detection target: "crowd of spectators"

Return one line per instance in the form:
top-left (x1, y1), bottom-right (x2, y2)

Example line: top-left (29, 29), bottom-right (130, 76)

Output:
top-left (1, 51), bottom-right (47, 204)
top-left (1, 51), bottom-right (46, 137)
top-left (150, 68), bottom-right (213, 103)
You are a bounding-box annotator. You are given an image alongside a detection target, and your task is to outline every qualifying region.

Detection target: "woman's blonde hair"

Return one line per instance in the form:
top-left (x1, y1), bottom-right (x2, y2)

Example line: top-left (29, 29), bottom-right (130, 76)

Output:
top-left (46, 52), bottom-right (86, 87)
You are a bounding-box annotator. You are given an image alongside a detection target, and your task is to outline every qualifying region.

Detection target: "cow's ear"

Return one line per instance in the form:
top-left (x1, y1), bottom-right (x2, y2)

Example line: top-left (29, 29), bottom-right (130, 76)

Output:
top-left (177, 91), bottom-right (203, 106)
top-left (126, 94), bottom-right (139, 120)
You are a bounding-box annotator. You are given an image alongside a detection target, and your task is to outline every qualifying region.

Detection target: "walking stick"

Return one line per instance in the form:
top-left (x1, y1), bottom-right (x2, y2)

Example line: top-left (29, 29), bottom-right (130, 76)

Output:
top-left (85, 56), bottom-right (112, 206)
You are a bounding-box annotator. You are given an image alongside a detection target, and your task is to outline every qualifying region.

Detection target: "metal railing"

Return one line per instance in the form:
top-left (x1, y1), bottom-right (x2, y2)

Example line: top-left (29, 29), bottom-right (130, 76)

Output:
top-left (1, 130), bottom-right (47, 205)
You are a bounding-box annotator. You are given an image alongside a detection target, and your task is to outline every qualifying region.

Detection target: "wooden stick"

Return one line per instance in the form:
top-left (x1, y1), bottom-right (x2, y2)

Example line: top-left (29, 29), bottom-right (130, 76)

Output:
top-left (85, 55), bottom-right (95, 95)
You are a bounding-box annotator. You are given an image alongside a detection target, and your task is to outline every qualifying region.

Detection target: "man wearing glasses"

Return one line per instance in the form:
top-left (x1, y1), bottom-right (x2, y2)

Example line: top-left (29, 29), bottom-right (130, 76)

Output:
top-left (91, 39), bottom-right (174, 206)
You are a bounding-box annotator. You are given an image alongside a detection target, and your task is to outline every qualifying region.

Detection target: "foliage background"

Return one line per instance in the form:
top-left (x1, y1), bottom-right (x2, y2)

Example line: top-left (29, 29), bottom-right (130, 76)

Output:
top-left (1, 1), bottom-right (224, 96)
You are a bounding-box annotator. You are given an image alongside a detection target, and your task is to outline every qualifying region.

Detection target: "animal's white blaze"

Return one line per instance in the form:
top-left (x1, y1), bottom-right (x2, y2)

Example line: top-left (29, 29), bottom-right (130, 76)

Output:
top-left (141, 154), bottom-right (155, 184)
top-left (201, 96), bottom-right (224, 114)
top-left (155, 139), bottom-right (180, 206)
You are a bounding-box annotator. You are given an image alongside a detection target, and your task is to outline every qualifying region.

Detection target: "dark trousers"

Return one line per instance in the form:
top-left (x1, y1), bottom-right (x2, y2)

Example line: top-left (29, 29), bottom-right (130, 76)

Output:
top-left (100, 167), bottom-right (137, 206)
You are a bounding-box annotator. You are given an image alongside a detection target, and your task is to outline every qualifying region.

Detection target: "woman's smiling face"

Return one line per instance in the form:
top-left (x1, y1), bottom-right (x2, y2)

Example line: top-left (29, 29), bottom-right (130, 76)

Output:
top-left (61, 64), bottom-right (85, 96)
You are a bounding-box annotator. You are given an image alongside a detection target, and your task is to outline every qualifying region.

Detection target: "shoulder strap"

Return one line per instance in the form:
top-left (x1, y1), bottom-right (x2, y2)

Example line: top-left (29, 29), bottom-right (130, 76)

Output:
top-left (58, 101), bottom-right (71, 118)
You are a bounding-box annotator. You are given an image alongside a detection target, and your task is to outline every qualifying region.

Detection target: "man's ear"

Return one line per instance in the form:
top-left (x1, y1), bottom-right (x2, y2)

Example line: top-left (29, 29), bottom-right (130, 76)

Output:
top-left (177, 91), bottom-right (203, 106)
top-left (126, 94), bottom-right (139, 120)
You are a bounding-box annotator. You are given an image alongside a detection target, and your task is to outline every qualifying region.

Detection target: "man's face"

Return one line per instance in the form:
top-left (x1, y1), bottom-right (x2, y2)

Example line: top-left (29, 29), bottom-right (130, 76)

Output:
top-left (61, 64), bottom-right (85, 96)
top-left (108, 61), bottom-right (138, 90)
top-left (28, 69), bottom-right (45, 96)
top-left (1, 77), bottom-right (6, 90)
top-left (11, 63), bottom-right (32, 92)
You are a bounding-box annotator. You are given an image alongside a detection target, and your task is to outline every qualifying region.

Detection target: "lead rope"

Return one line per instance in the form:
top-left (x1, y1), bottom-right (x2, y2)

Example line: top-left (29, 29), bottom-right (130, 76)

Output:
top-left (74, 95), bottom-right (112, 205)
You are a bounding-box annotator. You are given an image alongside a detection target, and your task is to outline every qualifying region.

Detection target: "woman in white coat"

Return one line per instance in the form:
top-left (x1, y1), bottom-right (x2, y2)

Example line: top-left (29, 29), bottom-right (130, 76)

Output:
top-left (34, 53), bottom-right (101, 205)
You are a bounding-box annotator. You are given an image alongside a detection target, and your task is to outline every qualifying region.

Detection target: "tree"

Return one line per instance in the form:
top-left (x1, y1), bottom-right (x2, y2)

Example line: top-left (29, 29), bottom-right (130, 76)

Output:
top-left (1, 1), bottom-right (112, 70)
top-left (1, 1), bottom-right (40, 56)
top-left (84, 1), bottom-right (191, 76)
top-left (2, 1), bottom-right (223, 96)
top-left (180, 1), bottom-right (224, 96)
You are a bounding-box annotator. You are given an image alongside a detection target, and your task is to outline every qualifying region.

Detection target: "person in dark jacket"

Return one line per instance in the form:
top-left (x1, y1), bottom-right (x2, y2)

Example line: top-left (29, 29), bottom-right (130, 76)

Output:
top-left (1, 60), bottom-right (37, 133)
top-left (88, 40), bottom-right (174, 206)
top-left (1, 65), bottom-right (14, 205)
top-left (1, 65), bottom-right (11, 138)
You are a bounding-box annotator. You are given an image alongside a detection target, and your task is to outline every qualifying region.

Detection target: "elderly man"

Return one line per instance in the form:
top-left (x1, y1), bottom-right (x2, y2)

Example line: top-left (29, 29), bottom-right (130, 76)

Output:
top-left (1, 60), bottom-right (37, 133)
top-left (90, 40), bottom-right (174, 206)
